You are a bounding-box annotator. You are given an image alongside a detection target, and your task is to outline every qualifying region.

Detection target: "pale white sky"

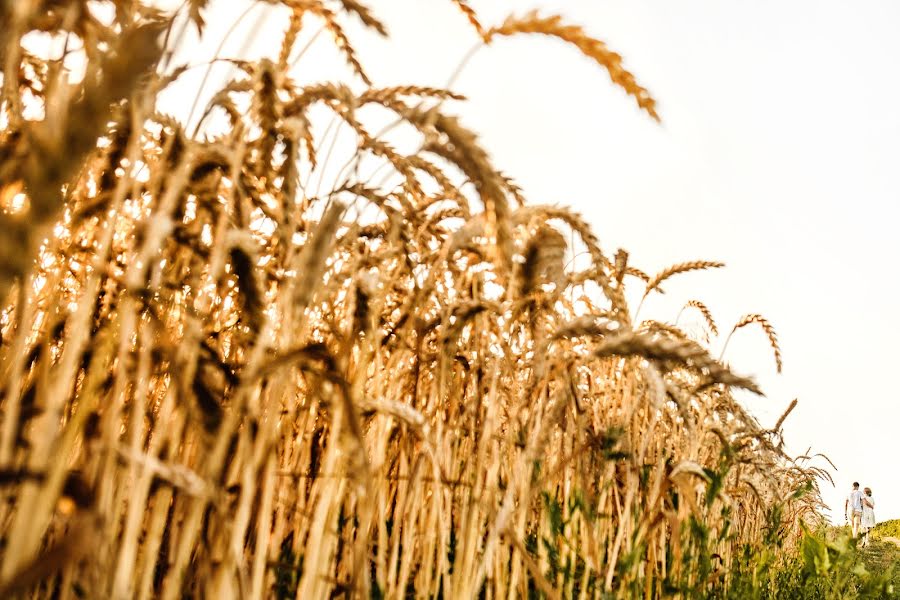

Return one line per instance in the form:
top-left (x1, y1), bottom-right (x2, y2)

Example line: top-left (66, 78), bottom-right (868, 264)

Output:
top-left (159, 1), bottom-right (900, 523)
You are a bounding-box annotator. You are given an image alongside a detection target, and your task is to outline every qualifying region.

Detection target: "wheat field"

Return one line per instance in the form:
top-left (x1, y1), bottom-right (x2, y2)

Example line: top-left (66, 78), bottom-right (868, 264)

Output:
top-left (0, 2), bottom-right (840, 598)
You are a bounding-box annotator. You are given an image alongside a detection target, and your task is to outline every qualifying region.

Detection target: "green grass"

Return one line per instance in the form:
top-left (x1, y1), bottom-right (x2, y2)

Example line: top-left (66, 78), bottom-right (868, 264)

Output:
top-left (714, 527), bottom-right (898, 599)
top-left (865, 520), bottom-right (900, 595)
top-left (860, 540), bottom-right (900, 594)
top-left (873, 520), bottom-right (900, 542)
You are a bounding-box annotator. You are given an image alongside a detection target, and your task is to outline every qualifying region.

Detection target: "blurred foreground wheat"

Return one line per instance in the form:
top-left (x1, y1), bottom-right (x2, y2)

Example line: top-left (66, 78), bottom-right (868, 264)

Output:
top-left (0, 2), bottom-right (828, 598)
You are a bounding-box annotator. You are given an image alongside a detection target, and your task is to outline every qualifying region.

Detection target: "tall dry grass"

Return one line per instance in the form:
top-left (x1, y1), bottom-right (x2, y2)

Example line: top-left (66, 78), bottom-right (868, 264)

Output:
top-left (0, 2), bottom-right (827, 598)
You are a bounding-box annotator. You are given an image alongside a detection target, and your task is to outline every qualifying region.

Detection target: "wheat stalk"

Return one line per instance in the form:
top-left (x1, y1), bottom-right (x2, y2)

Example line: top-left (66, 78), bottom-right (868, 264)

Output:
top-left (0, 2), bottom-right (825, 598)
top-left (485, 11), bottom-right (659, 121)
top-left (723, 313), bottom-right (784, 374)
top-left (681, 299), bottom-right (719, 336)
top-left (643, 261), bottom-right (725, 298)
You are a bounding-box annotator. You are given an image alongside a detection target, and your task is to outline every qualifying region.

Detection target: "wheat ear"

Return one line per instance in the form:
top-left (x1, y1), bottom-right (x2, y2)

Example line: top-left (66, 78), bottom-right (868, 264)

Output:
top-left (485, 11), bottom-right (659, 121)
top-left (643, 261), bottom-right (725, 298)
top-left (681, 299), bottom-right (719, 336)
top-left (722, 313), bottom-right (783, 374)
top-left (592, 332), bottom-right (762, 394)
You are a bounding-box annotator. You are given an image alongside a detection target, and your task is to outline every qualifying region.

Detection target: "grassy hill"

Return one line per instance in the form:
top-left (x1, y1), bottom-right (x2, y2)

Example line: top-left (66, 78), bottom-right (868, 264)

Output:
top-left (873, 520), bottom-right (900, 542)
top-left (821, 521), bottom-right (900, 598)
top-left (866, 519), bottom-right (900, 594)
top-left (861, 541), bottom-right (900, 589)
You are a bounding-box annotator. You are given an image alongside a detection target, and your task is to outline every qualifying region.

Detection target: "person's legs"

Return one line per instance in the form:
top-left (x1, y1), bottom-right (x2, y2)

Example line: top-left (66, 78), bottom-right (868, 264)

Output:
top-left (851, 511), bottom-right (862, 538)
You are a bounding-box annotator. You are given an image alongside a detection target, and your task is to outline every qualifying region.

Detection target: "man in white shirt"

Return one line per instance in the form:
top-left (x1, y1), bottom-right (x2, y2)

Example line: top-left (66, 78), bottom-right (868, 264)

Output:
top-left (844, 481), bottom-right (864, 538)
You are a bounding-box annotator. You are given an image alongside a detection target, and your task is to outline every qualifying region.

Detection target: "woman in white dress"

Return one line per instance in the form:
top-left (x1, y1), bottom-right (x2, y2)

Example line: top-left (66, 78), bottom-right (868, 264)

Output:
top-left (861, 487), bottom-right (876, 547)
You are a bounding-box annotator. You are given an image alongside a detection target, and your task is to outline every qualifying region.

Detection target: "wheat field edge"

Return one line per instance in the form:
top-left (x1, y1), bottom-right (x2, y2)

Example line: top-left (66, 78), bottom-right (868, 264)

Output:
top-left (0, 2), bottom-right (852, 598)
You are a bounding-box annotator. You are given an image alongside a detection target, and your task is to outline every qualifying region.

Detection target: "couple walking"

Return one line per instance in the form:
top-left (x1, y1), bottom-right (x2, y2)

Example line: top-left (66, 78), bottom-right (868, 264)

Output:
top-left (845, 481), bottom-right (876, 546)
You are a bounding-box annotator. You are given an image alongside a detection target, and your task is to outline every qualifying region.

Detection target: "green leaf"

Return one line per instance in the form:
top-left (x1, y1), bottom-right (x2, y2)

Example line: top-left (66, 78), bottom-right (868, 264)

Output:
top-left (542, 491), bottom-right (564, 537)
